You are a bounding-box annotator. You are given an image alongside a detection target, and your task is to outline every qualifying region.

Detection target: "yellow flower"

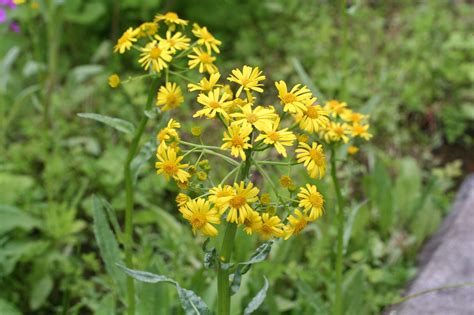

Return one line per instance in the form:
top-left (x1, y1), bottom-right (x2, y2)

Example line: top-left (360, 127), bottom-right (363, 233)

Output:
top-left (108, 74), bottom-right (120, 88)
top-left (155, 143), bottom-right (190, 182)
top-left (341, 110), bottom-right (368, 124)
top-left (176, 193), bottom-right (190, 207)
top-left (188, 72), bottom-right (221, 92)
top-left (221, 124), bottom-right (253, 160)
top-left (156, 82), bottom-right (184, 111)
top-left (279, 175), bottom-right (293, 188)
top-left (192, 23), bottom-right (222, 53)
top-left (13, 0), bottom-right (26, 4)
top-left (259, 193), bottom-right (271, 205)
top-left (179, 198), bottom-right (220, 236)
top-left (114, 27), bottom-right (139, 54)
top-left (347, 145), bottom-right (359, 155)
top-left (297, 134), bottom-right (309, 143)
top-left (156, 118), bottom-right (181, 143)
top-left (258, 213), bottom-right (284, 239)
top-left (275, 80), bottom-right (315, 114)
top-left (154, 12), bottom-right (188, 26)
top-left (223, 181), bottom-right (259, 223)
top-left (255, 117), bottom-right (296, 157)
top-left (188, 47), bottom-right (218, 73)
top-left (283, 209), bottom-right (310, 240)
top-left (350, 123), bottom-right (373, 140)
top-left (295, 142), bottom-right (326, 179)
top-left (297, 184), bottom-right (324, 221)
top-left (194, 88), bottom-right (233, 119)
top-left (137, 22), bottom-right (159, 38)
top-left (209, 185), bottom-right (234, 214)
top-left (31, 1), bottom-right (39, 9)
top-left (227, 65), bottom-right (266, 97)
top-left (230, 104), bottom-right (277, 131)
top-left (242, 210), bottom-right (263, 235)
top-left (325, 100), bottom-right (348, 118)
top-left (138, 40), bottom-right (173, 73)
top-left (156, 30), bottom-right (190, 53)
top-left (322, 122), bottom-right (351, 143)
top-left (294, 103), bottom-right (329, 133)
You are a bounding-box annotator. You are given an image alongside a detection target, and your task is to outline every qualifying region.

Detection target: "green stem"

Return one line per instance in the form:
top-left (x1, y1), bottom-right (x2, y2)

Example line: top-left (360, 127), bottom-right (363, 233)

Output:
top-left (123, 77), bottom-right (160, 315)
top-left (331, 147), bottom-right (345, 315)
top-left (217, 150), bottom-right (252, 315)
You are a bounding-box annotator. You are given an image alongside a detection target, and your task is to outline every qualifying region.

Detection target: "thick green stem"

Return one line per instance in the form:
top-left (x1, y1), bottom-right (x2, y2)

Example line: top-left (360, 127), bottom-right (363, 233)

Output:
top-left (123, 77), bottom-right (160, 315)
top-left (217, 152), bottom-right (252, 315)
top-left (331, 147), bottom-right (345, 315)
top-left (44, 0), bottom-right (60, 129)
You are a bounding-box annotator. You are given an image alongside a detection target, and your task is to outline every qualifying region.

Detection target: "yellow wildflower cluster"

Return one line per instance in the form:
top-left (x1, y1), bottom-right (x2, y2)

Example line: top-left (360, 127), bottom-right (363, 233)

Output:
top-left (111, 13), bottom-right (372, 241)
top-left (152, 60), bottom-right (371, 241)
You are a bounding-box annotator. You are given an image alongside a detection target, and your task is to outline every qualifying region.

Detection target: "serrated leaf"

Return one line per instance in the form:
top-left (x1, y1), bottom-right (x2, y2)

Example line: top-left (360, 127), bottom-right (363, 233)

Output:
top-left (224, 240), bottom-right (274, 271)
top-left (203, 247), bottom-right (217, 269)
top-left (176, 286), bottom-right (212, 315)
top-left (117, 265), bottom-right (211, 315)
top-left (244, 277), bottom-right (269, 314)
top-left (117, 264), bottom-right (175, 284)
top-left (30, 275), bottom-right (53, 310)
top-left (78, 113), bottom-right (135, 134)
top-left (92, 196), bottom-right (126, 299)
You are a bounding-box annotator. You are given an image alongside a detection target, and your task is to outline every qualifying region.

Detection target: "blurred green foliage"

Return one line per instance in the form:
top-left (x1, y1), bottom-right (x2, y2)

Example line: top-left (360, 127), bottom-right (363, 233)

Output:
top-left (0, 0), bottom-right (470, 314)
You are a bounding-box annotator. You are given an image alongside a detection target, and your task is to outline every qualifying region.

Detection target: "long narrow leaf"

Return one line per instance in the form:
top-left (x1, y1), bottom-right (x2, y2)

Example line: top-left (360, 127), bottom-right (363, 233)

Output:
top-left (77, 113), bottom-right (135, 134)
top-left (244, 277), bottom-right (269, 315)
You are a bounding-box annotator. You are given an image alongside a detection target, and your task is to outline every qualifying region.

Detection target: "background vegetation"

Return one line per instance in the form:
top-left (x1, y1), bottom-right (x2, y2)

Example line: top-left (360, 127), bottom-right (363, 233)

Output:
top-left (0, 0), bottom-right (472, 314)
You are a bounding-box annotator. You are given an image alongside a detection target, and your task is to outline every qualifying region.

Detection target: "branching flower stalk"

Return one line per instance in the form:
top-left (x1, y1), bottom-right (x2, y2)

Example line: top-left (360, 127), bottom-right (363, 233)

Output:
top-left (109, 11), bottom-right (372, 315)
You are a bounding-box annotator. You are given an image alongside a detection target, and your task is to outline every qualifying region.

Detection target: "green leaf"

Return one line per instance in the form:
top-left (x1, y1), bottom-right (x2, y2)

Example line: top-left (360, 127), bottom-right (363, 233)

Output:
top-left (223, 240), bottom-right (274, 271)
top-left (30, 275), bottom-right (53, 310)
top-left (0, 299), bottom-right (21, 315)
top-left (92, 196), bottom-right (126, 299)
top-left (176, 286), bottom-right (212, 315)
top-left (0, 205), bottom-right (39, 235)
top-left (117, 265), bottom-right (175, 284)
top-left (291, 57), bottom-right (326, 101)
top-left (230, 267), bottom-right (242, 296)
top-left (343, 200), bottom-right (368, 253)
top-left (117, 265), bottom-right (211, 315)
top-left (244, 277), bottom-right (269, 315)
top-left (70, 64), bottom-right (104, 83)
top-left (78, 113), bottom-right (135, 134)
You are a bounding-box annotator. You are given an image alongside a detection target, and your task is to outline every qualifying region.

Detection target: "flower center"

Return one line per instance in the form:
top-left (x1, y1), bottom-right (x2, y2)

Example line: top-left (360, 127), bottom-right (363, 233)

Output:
top-left (166, 94), bottom-right (178, 107)
top-left (162, 161), bottom-right (178, 175)
top-left (150, 47), bottom-right (162, 59)
top-left (353, 126), bottom-right (364, 134)
top-left (309, 193), bottom-right (323, 208)
top-left (282, 93), bottom-right (297, 104)
top-left (246, 113), bottom-right (258, 123)
top-left (334, 127), bottom-right (344, 136)
top-left (261, 224), bottom-right (273, 235)
top-left (309, 149), bottom-right (324, 165)
top-left (267, 131), bottom-right (279, 142)
top-left (240, 77), bottom-right (250, 86)
top-left (229, 195), bottom-right (246, 208)
top-left (231, 135), bottom-right (244, 147)
top-left (306, 106), bottom-right (319, 119)
top-left (199, 53), bottom-right (213, 64)
top-left (191, 213), bottom-right (206, 229)
top-left (209, 101), bottom-right (220, 109)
